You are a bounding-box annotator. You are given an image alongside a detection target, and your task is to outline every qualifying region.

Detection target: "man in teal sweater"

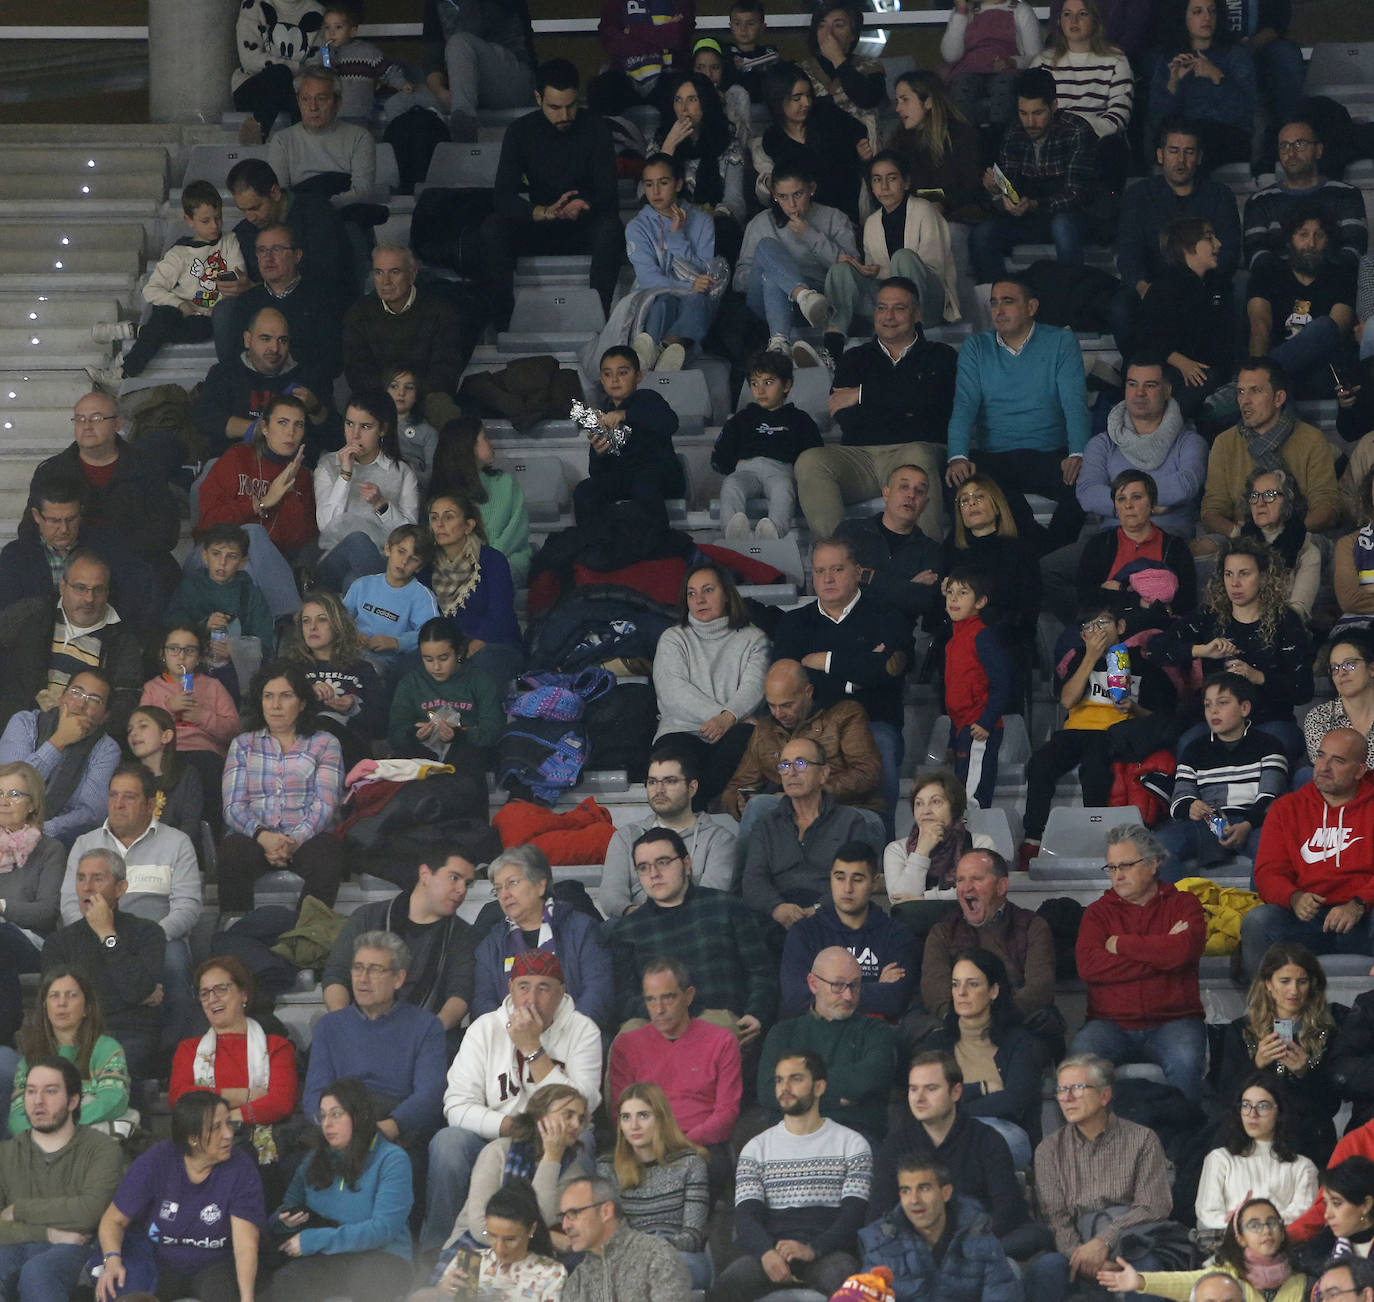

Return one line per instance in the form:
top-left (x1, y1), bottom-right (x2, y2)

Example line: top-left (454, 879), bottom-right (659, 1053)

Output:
top-left (945, 276), bottom-right (1091, 553)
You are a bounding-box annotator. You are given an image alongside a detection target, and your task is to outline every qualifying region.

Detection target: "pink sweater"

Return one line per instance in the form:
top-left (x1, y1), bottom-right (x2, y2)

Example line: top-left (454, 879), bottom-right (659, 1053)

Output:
top-left (607, 1019), bottom-right (741, 1147)
top-left (140, 673), bottom-right (241, 757)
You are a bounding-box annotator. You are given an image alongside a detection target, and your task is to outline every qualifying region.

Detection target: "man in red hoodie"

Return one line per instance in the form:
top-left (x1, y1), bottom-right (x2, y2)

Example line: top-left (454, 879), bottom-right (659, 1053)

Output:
top-left (1245, 726), bottom-right (1374, 974)
top-left (1070, 823), bottom-right (1207, 1101)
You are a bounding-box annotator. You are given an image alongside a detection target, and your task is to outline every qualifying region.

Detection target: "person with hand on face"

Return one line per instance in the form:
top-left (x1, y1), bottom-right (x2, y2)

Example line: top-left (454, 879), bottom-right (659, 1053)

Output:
top-left (884, 771), bottom-right (996, 911)
top-left (798, 2), bottom-right (886, 136)
top-left (561, 1173), bottom-right (693, 1302)
top-left (656, 63), bottom-right (748, 227)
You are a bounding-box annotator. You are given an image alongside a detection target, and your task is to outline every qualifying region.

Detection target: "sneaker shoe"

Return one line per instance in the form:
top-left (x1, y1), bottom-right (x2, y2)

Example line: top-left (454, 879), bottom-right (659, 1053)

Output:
top-left (91, 321), bottom-right (135, 343)
top-left (723, 512), bottom-right (751, 539)
top-left (1016, 839), bottom-right (1041, 873)
top-left (795, 288), bottom-right (829, 328)
top-left (656, 342), bottom-right (685, 372)
top-left (632, 331), bottom-right (660, 373)
top-left (792, 339), bottom-right (824, 368)
top-left (1203, 380), bottom-right (1240, 425)
top-left (766, 334), bottom-right (791, 356)
top-left (84, 364), bottom-right (123, 394)
top-left (754, 517), bottom-right (780, 540)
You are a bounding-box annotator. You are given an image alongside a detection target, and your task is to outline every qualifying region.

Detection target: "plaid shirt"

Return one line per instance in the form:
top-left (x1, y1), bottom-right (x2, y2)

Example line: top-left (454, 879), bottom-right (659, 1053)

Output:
top-left (998, 110), bottom-right (1098, 214)
top-left (610, 883), bottom-right (778, 1026)
top-left (222, 727), bottom-right (343, 843)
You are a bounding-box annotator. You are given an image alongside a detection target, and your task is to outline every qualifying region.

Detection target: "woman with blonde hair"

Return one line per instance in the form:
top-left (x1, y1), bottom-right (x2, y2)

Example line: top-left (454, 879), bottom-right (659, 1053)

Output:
top-left (885, 71), bottom-right (983, 222)
top-left (599, 1082), bottom-right (710, 1287)
top-left (942, 473), bottom-right (1041, 648)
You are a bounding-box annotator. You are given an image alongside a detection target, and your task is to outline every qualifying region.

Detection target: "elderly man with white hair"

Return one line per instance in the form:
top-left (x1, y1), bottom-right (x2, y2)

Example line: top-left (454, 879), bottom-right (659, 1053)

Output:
top-left (267, 66), bottom-right (379, 211)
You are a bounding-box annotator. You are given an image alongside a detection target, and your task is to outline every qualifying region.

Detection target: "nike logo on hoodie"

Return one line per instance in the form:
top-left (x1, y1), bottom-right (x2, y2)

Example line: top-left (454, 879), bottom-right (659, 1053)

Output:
top-left (1300, 827), bottom-right (1364, 863)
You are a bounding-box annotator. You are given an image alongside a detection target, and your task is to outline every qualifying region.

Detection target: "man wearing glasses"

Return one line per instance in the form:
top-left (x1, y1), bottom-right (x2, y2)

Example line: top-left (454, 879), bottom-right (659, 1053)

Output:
top-left (599, 744), bottom-right (738, 917)
top-left (558, 1174), bottom-right (691, 1302)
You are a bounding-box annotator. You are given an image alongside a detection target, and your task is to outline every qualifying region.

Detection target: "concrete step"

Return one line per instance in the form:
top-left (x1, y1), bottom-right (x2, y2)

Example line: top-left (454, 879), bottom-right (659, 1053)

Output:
top-left (0, 296), bottom-right (121, 327)
top-left (0, 274), bottom-right (136, 296)
top-left (0, 327), bottom-right (114, 356)
top-left (0, 175), bottom-right (166, 203)
top-left (0, 372), bottom-right (100, 405)
top-left (0, 145), bottom-right (168, 173)
top-left (0, 224), bottom-right (148, 252)
top-left (0, 248), bottom-right (141, 277)
top-left (0, 200), bottom-right (160, 221)
top-left (0, 409), bottom-right (77, 443)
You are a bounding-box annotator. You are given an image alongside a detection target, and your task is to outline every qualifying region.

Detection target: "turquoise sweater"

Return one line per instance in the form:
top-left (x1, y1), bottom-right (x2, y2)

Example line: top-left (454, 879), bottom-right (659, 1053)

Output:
top-left (946, 323), bottom-right (1091, 462)
top-left (477, 470), bottom-right (531, 587)
top-left (277, 1136), bottom-right (413, 1260)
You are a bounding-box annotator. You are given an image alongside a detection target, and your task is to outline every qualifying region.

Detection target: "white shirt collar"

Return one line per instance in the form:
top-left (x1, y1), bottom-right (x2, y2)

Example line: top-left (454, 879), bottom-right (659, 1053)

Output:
top-left (817, 591), bottom-right (861, 625)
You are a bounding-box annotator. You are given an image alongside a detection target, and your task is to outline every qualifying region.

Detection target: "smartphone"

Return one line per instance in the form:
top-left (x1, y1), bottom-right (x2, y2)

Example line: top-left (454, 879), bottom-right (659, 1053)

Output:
top-left (1332, 362), bottom-right (1356, 398)
top-left (1274, 1018), bottom-right (1295, 1043)
top-left (217, 271), bottom-right (238, 282)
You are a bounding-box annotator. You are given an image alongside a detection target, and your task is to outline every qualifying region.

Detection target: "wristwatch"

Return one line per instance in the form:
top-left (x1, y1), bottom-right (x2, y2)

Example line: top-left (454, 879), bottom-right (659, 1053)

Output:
top-left (524, 1047), bottom-right (546, 1064)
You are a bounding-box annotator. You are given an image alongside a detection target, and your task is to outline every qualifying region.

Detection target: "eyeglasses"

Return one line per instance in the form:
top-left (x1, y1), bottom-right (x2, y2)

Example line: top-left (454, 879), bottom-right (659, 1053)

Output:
top-left (63, 685), bottom-right (107, 707)
top-left (1277, 139), bottom-right (1316, 152)
top-left (1081, 616), bottom-right (1114, 633)
top-left (70, 413), bottom-right (116, 425)
top-left (777, 759), bottom-right (818, 773)
top-left (1103, 857), bottom-right (1147, 875)
top-left (1332, 659), bottom-right (1367, 676)
top-left (64, 582), bottom-right (108, 598)
top-left (1239, 1217), bottom-right (1283, 1233)
top-left (316, 1107), bottom-right (348, 1124)
top-left (1239, 1099), bottom-right (1276, 1115)
top-left (634, 855), bottom-right (682, 875)
top-left (0, 790), bottom-right (30, 803)
top-left (1055, 1083), bottom-right (1097, 1098)
top-left (1248, 489), bottom-right (1283, 503)
top-left (197, 982), bottom-right (235, 1002)
top-left (256, 244), bottom-right (293, 256)
top-left (1313, 1288), bottom-right (1357, 1302)
top-left (163, 643), bottom-right (200, 657)
top-left (36, 512), bottom-right (80, 527)
top-left (351, 962), bottom-right (394, 978)
top-left (956, 492), bottom-right (988, 507)
top-left (815, 977), bottom-right (862, 996)
top-left (645, 776), bottom-right (685, 790)
top-left (560, 1200), bottom-right (608, 1222)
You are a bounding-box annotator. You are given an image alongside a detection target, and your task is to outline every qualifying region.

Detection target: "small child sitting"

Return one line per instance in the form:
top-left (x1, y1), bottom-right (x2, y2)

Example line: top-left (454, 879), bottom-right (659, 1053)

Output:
top-left (344, 523), bottom-right (439, 661)
top-left (1020, 596), bottom-right (1177, 867)
top-left (942, 568), bottom-right (1012, 809)
top-left (573, 346), bottom-right (683, 537)
top-left (88, 180), bottom-right (247, 390)
top-left (726, 0), bottom-right (779, 102)
top-left (712, 348), bottom-right (822, 540)
top-left (1153, 672), bottom-right (1288, 875)
top-left (940, 0), bottom-right (1043, 125)
top-left (386, 366), bottom-right (439, 491)
top-left (165, 523), bottom-right (276, 656)
top-left (309, 1), bottom-right (411, 122)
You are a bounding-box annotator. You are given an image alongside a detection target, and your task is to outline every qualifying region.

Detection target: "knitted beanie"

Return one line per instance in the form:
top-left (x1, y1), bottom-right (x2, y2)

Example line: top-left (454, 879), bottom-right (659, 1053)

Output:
top-left (829, 1266), bottom-right (895, 1302)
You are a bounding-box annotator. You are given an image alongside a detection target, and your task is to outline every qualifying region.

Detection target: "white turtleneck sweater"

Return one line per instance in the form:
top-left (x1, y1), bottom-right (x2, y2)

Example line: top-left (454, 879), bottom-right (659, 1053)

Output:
top-left (1194, 1138), bottom-right (1319, 1230)
top-left (651, 614), bottom-right (770, 739)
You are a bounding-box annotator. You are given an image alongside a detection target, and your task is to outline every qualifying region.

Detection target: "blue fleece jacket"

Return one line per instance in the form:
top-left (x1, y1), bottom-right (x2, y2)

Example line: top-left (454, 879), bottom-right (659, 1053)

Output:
top-left (277, 1136), bottom-right (413, 1260)
top-left (779, 901), bottom-right (918, 1019)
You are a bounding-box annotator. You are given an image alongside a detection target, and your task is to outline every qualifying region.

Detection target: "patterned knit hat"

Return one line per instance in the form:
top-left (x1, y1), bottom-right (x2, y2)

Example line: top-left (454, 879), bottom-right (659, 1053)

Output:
top-left (510, 950), bottom-right (564, 982)
top-left (829, 1267), bottom-right (895, 1302)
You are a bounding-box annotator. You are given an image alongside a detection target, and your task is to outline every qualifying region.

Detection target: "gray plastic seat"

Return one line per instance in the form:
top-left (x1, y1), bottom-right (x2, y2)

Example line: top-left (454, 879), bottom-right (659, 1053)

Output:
top-left (422, 141), bottom-right (502, 191)
top-left (1029, 806), bottom-right (1142, 877)
top-left (181, 144), bottom-right (269, 192)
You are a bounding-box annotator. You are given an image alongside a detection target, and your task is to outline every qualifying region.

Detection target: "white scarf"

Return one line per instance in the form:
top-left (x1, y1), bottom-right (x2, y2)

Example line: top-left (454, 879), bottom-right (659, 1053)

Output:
top-left (193, 1018), bottom-right (270, 1093)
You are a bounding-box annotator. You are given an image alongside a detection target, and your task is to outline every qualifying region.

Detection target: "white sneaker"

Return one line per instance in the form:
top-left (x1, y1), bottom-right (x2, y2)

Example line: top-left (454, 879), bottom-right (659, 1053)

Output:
top-left (91, 321), bottom-right (135, 343)
top-left (632, 331), bottom-right (660, 373)
top-left (754, 517), bottom-right (780, 540)
top-left (795, 288), bottom-right (829, 328)
top-left (84, 364), bottom-right (123, 394)
top-left (723, 512), bottom-right (751, 539)
top-left (766, 334), bottom-right (791, 356)
top-left (656, 342), bottom-right (685, 372)
top-left (792, 339), bottom-right (824, 368)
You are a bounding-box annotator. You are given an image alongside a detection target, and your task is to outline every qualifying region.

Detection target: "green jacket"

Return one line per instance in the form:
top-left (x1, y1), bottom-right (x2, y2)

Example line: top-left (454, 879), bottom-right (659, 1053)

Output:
top-left (0, 1125), bottom-right (124, 1242)
top-left (9, 1037), bottom-right (129, 1135)
top-left (478, 470), bottom-right (532, 587)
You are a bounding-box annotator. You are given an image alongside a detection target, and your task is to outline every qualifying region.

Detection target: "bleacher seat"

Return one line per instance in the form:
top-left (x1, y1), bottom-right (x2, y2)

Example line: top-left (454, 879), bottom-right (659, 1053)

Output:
top-left (182, 144), bottom-right (269, 192)
top-left (422, 141), bottom-right (502, 191)
top-left (501, 454), bottom-right (568, 522)
top-left (923, 713), bottom-right (1031, 787)
top-left (966, 804), bottom-right (1017, 864)
top-left (1029, 806), bottom-right (1142, 878)
top-left (643, 368), bottom-right (710, 439)
top-left (498, 286), bottom-right (604, 351)
top-left (1304, 42), bottom-right (1374, 95)
top-left (375, 142), bottom-right (400, 196)
top-left (713, 534), bottom-right (806, 587)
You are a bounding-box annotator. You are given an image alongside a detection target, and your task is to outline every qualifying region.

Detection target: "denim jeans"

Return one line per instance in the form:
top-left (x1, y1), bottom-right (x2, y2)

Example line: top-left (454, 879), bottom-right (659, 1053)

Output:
top-left (869, 720), bottom-right (904, 842)
top-left (970, 209), bottom-right (1085, 283)
top-left (1153, 817), bottom-right (1262, 880)
top-left (744, 236), bottom-right (820, 340)
top-left (1269, 315), bottom-right (1349, 392)
top-left (316, 530), bottom-right (386, 594)
top-left (1069, 1016), bottom-right (1207, 1102)
top-left (641, 291), bottom-right (718, 354)
top-left (1242, 903), bottom-right (1374, 976)
top-left (0, 1241), bottom-right (92, 1302)
top-left (423, 1126), bottom-right (489, 1249)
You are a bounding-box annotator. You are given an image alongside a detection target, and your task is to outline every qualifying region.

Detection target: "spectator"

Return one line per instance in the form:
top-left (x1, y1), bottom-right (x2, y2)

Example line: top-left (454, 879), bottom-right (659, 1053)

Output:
top-left (971, 68), bottom-right (1097, 283)
top-left (1305, 1259), bottom-right (1374, 1302)
top-left (1299, 1162), bottom-right (1374, 1266)
top-left (1287, 1128), bottom-right (1374, 1244)
top-left (884, 772), bottom-right (996, 909)
top-left (1028, 1055), bottom-right (1174, 1299)
top-left (429, 1180), bottom-right (566, 1300)
top-left (561, 1173), bottom-right (692, 1302)
top-left (480, 59), bottom-right (622, 331)
top-left (344, 523), bottom-right (439, 663)
top-left (427, 419), bottom-right (531, 586)
top-left (426, 950), bottom-right (601, 1250)
top-left (443, 1085), bottom-right (589, 1249)
top-left (342, 246), bottom-right (467, 432)
top-left (796, 278), bottom-right (958, 542)
top-left (715, 1049), bottom-right (872, 1302)
top-left (472, 846), bottom-right (612, 1028)
top-left (873, 1052), bottom-right (1036, 1251)
top-left (193, 392), bottom-right (318, 620)
top-left (600, 1083), bottom-right (710, 1288)
top-left (62, 764), bottom-right (202, 1045)
top-left (713, 348), bottom-right (822, 542)
top-left (1243, 117), bottom-right (1368, 277)
top-left (313, 387), bottom-right (420, 593)
top-left (41, 849), bottom-right (165, 1080)
top-left (607, 959), bottom-right (743, 1153)
top-left (780, 842), bottom-right (916, 1019)
top-left (939, 0), bottom-right (1043, 127)
top-left (751, 64), bottom-right (868, 225)
top-left (1306, 632), bottom-right (1374, 771)
top-left (722, 658), bottom-right (883, 825)
top-left (589, 0), bottom-right (693, 115)
top-left (218, 659), bottom-right (345, 913)
top-left (93, 1091), bottom-right (264, 1302)
top-left (7, 968), bottom-right (131, 1136)
top-left (600, 748), bottom-right (739, 917)
top-left (1246, 205), bottom-right (1358, 399)
top-left (825, 152), bottom-right (961, 352)
top-left (165, 527), bottom-right (276, 660)
top-left (1146, 0), bottom-right (1256, 167)
top-left (1335, 467), bottom-right (1374, 633)
top-left (1241, 467), bottom-right (1320, 621)
top-left (1331, 979), bottom-right (1374, 1136)
top-left (756, 947), bottom-right (897, 1140)
top-left (773, 537), bottom-right (914, 826)
top-left (302, 930), bottom-right (446, 1149)
top-left (1156, 671), bottom-right (1288, 873)
top-left (1070, 825), bottom-right (1207, 1100)
top-left (887, 72), bottom-right (983, 224)
top-left (419, 0), bottom-right (535, 141)
top-left (835, 464), bottom-right (945, 634)
top-left (859, 1156), bottom-right (1023, 1302)
top-left (263, 1077), bottom-right (411, 1302)
top-left (946, 274), bottom-right (1091, 553)
top-left (652, 566), bottom-right (769, 805)
top-left (1220, 3), bottom-right (1304, 167)
top-left (610, 829), bottom-right (774, 1039)
top-left (799, 3), bottom-right (885, 135)
top-left (1215, 942), bottom-right (1342, 1165)
top-left (126, 707), bottom-right (205, 838)
top-left (417, 492), bottom-right (525, 686)
top-left (651, 70), bottom-right (747, 236)
top-left (942, 475), bottom-right (1042, 647)
top-left (741, 737), bottom-right (886, 930)
top-left (0, 668), bottom-right (123, 847)
top-left (0, 763), bottom-right (66, 1040)
top-left (1195, 1075), bottom-right (1318, 1232)
top-left (266, 65), bottom-right (376, 212)
top-left (734, 163), bottom-right (856, 367)
top-left (385, 369), bottom-right (439, 492)
top-left (725, 0), bottom-right (777, 102)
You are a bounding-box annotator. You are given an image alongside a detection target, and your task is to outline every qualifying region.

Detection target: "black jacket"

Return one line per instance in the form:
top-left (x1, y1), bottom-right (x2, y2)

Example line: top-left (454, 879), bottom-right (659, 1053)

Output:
top-left (493, 110), bottom-right (619, 224)
top-left (234, 190), bottom-right (355, 308)
top-left (831, 332), bottom-right (958, 448)
top-left (218, 277), bottom-right (343, 398)
top-left (43, 911), bottom-right (166, 1041)
top-left (0, 527), bottom-right (160, 634)
top-left (835, 513), bottom-right (944, 628)
top-left (711, 402), bottom-right (822, 473)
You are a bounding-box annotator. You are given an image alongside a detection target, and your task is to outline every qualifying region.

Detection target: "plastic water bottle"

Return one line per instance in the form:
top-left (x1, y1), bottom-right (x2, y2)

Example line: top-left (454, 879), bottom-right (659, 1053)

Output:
top-left (210, 626), bottom-right (229, 665)
top-left (321, 43), bottom-right (332, 67)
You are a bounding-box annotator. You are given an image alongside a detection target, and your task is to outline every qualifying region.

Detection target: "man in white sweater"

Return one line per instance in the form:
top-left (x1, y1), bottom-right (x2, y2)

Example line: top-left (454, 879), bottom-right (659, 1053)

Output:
top-left (422, 950), bottom-right (602, 1248)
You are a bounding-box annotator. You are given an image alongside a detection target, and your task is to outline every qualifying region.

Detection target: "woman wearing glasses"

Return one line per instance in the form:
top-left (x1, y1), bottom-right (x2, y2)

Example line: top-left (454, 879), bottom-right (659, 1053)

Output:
top-left (1195, 1074), bottom-right (1317, 1235)
top-left (1238, 468), bottom-right (1320, 622)
top-left (1303, 632), bottom-right (1374, 774)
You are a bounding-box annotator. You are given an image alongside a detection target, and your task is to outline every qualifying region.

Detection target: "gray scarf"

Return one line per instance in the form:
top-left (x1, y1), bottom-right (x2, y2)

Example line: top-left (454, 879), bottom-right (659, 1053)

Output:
top-left (1106, 397), bottom-right (1185, 471)
top-left (1240, 406), bottom-right (1297, 475)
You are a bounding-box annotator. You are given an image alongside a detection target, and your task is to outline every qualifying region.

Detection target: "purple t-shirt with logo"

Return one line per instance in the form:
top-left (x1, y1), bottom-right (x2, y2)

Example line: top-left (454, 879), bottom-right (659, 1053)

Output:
top-left (114, 1142), bottom-right (265, 1277)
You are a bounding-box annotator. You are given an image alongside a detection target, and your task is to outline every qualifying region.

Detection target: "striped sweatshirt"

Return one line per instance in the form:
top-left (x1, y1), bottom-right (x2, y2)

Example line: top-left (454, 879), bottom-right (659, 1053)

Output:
top-left (1030, 49), bottom-right (1134, 137)
top-left (597, 1152), bottom-right (710, 1252)
top-left (1168, 725), bottom-right (1289, 825)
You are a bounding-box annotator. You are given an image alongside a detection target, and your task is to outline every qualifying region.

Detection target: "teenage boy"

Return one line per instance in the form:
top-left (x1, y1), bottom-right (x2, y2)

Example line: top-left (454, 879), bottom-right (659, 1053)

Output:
top-left (727, 0), bottom-right (779, 101)
top-left (1154, 671), bottom-right (1289, 871)
top-left (165, 523), bottom-right (276, 653)
top-left (712, 349), bottom-right (823, 541)
top-left (88, 180), bottom-right (247, 390)
top-left (942, 568), bottom-right (1012, 810)
top-left (344, 523), bottom-right (439, 657)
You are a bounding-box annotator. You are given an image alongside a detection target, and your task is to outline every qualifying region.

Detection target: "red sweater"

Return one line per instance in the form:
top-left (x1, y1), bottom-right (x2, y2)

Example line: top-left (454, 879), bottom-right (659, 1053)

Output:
top-left (1288, 1120), bottom-right (1374, 1240)
top-left (195, 442), bottom-right (317, 552)
top-left (169, 1030), bottom-right (300, 1125)
top-left (944, 615), bottom-right (1010, 732)
top-left (1076, 880), bottom-right (1206, 1027)
top-left (1254, 775), bottom-right (1374, 908)
top-left (607, 1018), bottom-right (741, 1147)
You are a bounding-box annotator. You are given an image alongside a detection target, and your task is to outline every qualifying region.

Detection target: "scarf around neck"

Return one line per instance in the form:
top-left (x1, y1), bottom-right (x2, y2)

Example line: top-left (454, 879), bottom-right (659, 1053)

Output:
top-left (1243, 1251), bottom-right (1292, 1291)
top-left (1106, 397), bottom-right (1185, 472)
top-left (502, 900), bottom-right (556, 978)
top-left (0, 825), bottom-right (41, 873)
top-left (431, 533), bottom-right (483, 616)
top-left (907, 819), bottom-right (973, 891)
top-left (1240, 407), bottom-right (1297, 475)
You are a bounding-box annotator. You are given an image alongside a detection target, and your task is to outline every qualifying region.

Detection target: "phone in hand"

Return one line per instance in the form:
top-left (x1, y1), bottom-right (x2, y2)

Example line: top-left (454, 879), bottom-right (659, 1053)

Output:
top-left (1274, 1018), bottom-right (1295, 1043)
